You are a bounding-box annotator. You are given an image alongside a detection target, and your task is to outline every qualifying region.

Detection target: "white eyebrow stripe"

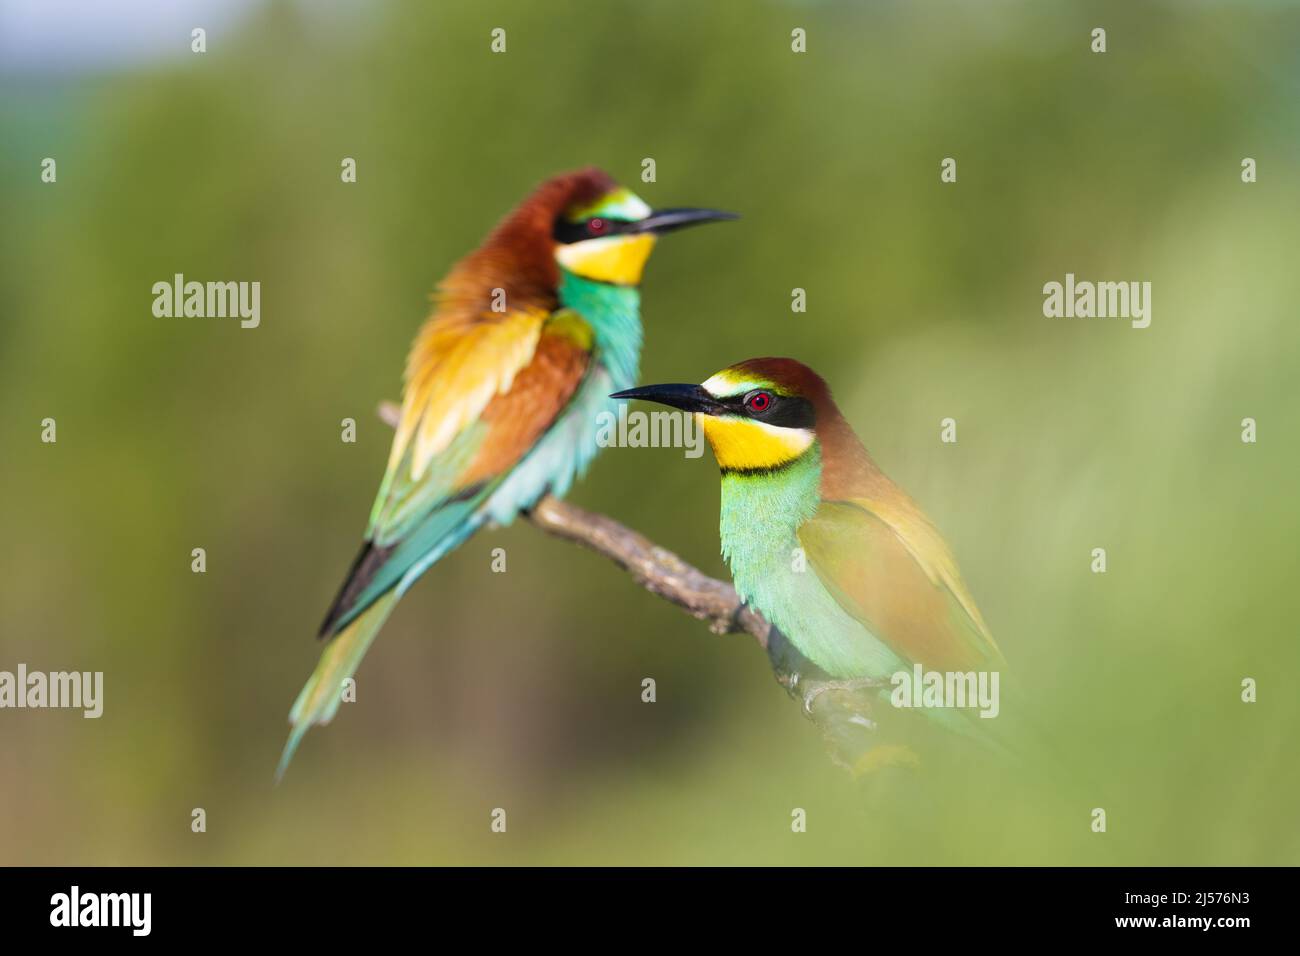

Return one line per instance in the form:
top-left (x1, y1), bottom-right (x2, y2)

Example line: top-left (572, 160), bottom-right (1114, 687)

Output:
top-left (597, 192), bottom-right (652, 221)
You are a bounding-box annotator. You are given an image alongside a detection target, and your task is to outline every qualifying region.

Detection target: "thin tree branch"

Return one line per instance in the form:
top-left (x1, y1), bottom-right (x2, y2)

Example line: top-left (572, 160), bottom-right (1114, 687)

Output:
top-left (376, 401), bottom-right (772, 648)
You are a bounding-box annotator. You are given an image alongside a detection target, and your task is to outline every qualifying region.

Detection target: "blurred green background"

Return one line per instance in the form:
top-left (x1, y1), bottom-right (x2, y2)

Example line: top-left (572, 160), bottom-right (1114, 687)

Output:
top-left (2, 0), bottom-right (1298, 865)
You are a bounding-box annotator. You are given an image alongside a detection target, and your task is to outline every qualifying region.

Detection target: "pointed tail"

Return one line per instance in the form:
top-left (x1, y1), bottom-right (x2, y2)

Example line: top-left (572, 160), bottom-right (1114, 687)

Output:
top-left (276, 590), bottom-right (400, 783)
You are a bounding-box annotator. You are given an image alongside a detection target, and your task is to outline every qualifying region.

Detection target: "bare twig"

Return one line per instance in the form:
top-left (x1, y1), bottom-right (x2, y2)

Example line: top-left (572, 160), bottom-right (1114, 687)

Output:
top-left (376, 401), bottom-right (772, 648)
top-left (526, 496), bottom-right (772, 646)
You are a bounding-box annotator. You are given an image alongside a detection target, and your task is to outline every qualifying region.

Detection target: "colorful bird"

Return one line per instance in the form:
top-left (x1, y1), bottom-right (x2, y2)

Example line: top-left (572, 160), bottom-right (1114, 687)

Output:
top-left (612, 357), bottom-right (1003, 750)
top-left (279, 168), bottom-right (734, 778)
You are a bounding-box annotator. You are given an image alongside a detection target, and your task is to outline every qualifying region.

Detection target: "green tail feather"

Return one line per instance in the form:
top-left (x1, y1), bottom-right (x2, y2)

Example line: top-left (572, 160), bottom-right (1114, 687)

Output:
top-left (276, 590), bottom-right (400, 783)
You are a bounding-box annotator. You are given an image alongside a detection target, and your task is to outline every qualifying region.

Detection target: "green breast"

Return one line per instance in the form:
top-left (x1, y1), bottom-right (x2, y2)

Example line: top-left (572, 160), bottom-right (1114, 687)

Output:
top-left (719, 447), bottom-right (906, 679)
top-left (557, 269), bottom-right (642, 390)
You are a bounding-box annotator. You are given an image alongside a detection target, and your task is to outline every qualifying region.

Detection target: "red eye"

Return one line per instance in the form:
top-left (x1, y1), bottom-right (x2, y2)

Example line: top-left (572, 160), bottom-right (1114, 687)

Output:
top-left (588, 218), bottom-right (608, 236)
top-left (746, 391), bottom-right (772, 412)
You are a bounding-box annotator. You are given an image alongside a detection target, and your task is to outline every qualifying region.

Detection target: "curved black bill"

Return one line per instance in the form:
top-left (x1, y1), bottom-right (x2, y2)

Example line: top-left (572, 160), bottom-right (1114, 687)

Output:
top-left (610, 383), bottom-right (718, 413)
top-left (629, 208), bottom-right (739, 235)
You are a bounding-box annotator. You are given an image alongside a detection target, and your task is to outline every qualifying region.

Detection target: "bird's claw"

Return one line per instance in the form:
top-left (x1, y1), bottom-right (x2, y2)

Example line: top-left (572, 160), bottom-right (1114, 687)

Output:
top-left (800, 677), bottom-right (881, 721)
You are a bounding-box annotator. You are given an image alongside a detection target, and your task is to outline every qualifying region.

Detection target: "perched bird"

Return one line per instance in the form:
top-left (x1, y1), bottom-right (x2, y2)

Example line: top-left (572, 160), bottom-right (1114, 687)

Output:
top-left (279, 168), bottom-right (734, 778)
top-left (612, 358), bottom-right (1004, 755)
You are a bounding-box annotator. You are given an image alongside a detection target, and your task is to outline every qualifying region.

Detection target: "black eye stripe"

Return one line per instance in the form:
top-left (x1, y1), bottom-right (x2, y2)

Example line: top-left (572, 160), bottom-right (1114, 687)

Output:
top-left (552, 216), bottom-right (633, 244)
top-left (718, 392), bottom-right (816, 428)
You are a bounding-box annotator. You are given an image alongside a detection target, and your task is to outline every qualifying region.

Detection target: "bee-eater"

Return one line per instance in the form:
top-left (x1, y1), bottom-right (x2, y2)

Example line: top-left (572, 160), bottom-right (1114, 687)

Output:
top-left (279, 168), bottom-right (734, 778)
top-left (612, 357), bottom-right (1003, 744)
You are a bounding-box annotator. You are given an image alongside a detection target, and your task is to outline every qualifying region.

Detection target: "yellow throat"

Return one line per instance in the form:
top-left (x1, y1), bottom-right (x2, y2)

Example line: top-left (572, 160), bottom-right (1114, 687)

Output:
top-left (699, 415), bottom-right (815, 471)
top-left (555, 234), bottom-right (657, 285)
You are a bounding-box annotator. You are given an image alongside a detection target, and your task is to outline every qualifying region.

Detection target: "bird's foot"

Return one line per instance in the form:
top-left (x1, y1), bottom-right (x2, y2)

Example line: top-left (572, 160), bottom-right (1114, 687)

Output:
top-left (800, 677), bottom-right (882, 719)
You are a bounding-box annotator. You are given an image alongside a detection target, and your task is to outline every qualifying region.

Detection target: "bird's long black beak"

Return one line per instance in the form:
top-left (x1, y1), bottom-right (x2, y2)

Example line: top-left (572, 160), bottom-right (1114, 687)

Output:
top-left (610, 383), bottom-right (719, 414)
top-left (630, 208), bottom-right (738, 235)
